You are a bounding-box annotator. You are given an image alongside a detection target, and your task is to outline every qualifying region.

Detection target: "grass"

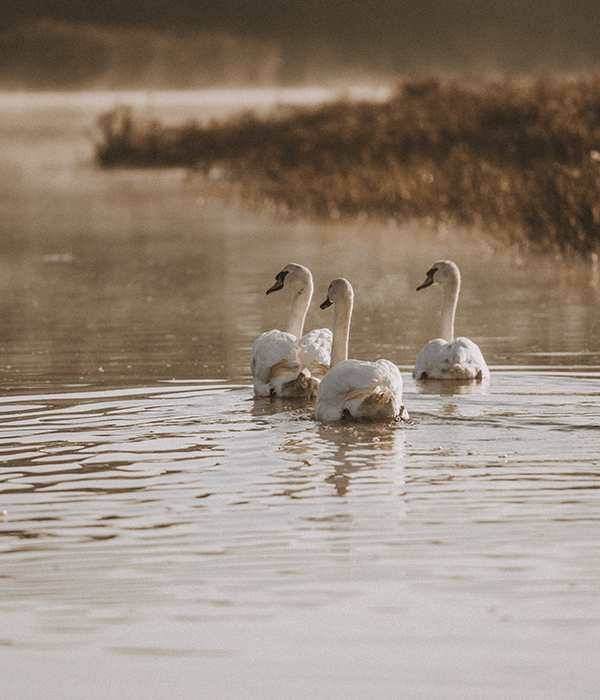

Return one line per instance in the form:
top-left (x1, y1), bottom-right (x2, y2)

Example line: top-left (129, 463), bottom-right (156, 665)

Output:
top-left (94, 75), bottom-right (600, 254)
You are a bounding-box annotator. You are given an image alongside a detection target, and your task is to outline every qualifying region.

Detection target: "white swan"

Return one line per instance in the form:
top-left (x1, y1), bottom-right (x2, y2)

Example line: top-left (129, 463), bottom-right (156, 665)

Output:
top-left (251, 263), bottom-right (332, 397)
top-left (413, 260), bottom-right (490, 380)
top-left (315, 278), bottom-right (409, 422)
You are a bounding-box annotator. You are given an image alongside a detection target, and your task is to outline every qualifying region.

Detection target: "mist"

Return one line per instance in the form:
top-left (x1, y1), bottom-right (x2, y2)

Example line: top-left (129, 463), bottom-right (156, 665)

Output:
top-left (0, 21), bottom-right (283, 90)
top-left (2, 1), bottom-right (600, 91)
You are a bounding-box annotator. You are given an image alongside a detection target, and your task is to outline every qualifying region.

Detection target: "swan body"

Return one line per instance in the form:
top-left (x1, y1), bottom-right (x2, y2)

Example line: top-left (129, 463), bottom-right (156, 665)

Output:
top-left (315, 278), bottom-right (408, 422)
top-left (316, 357), bottom-right (405, 422)
top-left (251, 263), bottom-right (332, 397)
top-left (413, 260), bottom-right (489, 380)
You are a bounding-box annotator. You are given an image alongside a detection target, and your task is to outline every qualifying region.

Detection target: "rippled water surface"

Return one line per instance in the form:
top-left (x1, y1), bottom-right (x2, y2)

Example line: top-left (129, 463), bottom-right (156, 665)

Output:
top-left (1, 91), bottom-right (599, 699)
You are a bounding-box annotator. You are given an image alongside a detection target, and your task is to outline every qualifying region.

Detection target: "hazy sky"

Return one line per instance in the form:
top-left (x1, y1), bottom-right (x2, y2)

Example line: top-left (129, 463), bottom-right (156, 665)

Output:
top-left (3, 0), bottom-right (600, 74)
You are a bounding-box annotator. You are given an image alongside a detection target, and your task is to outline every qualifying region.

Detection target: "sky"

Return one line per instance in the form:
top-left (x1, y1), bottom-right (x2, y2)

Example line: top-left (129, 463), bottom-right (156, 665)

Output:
top-left (2, 0), bottom-right (600, 76)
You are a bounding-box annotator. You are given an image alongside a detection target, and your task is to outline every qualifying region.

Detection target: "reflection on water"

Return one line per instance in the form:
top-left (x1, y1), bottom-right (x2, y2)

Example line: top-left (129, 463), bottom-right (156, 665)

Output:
top-left (317, 420), bottom-right (405, 497)
top-left (1, 375), bottom-right (599, 699)
top-left (0, 92), bottom-right (600, 699)
top-left (413, 377), bottom-right (491, 396)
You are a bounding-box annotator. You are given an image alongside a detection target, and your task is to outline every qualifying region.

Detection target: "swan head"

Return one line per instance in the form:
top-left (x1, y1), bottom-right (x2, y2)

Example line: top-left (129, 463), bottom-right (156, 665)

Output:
top-left (320, 278), bottom-right (354, 309)
top-left (416, 260), bottom-right (460, 291)
top-left (266, 263), bottom-right (313, 295)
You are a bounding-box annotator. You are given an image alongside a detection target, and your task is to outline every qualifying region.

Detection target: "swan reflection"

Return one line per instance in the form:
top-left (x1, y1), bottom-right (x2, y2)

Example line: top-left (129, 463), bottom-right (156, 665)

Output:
top-left (250, 394), bottom-right (316, 418)
top-left (413, 378), bottom-right (490, 397)
top-left (249, 397), bottom-right (406, 500)
top-left (315, 422), bottom-right (406, 498)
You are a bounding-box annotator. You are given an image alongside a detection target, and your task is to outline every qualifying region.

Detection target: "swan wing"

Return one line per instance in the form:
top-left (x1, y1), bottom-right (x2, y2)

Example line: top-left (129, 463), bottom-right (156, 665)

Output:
top-left (413, 339), bottom-right (447, 379)
top-left (315, 359), bottom-right (405, 421)
top-left (251, 330), bottom-right (300, 396)
top-left (413, 337), bottom-right (489, 380)
top-left (297, 327), bottom-right (333, 380)
top-left (449, 337), bottom-right (490, 379)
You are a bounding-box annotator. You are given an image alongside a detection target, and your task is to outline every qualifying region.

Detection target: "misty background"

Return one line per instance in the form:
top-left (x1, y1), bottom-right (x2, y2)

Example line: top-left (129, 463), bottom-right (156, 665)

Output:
top-left (1, 1), bottom-right (600, 89)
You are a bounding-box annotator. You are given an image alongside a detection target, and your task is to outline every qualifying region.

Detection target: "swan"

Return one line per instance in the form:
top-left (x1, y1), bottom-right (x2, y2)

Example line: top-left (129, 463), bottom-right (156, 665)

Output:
top-left (413, 260), bottom-right (490, 380)
top-left (251, 263), bottom-right (332, 397)
top-left (315, 278), bottom-right (409, 422)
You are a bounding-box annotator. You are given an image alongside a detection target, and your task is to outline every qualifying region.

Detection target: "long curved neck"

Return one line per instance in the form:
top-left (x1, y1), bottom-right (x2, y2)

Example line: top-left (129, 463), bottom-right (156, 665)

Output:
top-left (286, 283), bottom-right (313, 339)
top-left (330, 292), bottom-right (353, 366)
top-left (440, 276), bottom-right (460, 342)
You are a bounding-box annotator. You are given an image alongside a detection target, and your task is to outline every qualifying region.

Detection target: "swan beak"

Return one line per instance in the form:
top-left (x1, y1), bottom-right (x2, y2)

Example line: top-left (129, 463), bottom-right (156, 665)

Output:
top-left (266, 280), bottom-right (284, 294)
top-left (320, 298), bottom-right (333, 310)
top-left (416, 272), bottom-right (435, 291)
top-left (266, 270), bottom-right (288, 295)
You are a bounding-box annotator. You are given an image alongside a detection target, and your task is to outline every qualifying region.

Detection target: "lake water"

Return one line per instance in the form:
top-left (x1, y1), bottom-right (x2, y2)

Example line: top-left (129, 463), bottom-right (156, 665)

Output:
top-left (0, 90), bottom-right (599, 700)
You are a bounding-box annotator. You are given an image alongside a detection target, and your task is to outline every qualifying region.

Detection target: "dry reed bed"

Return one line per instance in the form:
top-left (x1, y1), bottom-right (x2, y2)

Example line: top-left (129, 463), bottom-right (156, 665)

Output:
top-left (95, 76), bottom-right (600, 254)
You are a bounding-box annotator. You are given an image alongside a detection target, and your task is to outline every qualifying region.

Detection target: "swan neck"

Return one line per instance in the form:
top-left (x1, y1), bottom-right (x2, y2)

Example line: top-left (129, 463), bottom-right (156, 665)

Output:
top-left (330, 293), bottom-right (353, 366)
top-left (286, 283), bottom-right (313, 339)
top-left (440, 276), bottom-right (459, 342)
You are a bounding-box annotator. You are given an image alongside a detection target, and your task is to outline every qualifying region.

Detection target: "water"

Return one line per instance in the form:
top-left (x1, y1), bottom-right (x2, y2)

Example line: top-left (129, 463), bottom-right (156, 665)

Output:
top-left (1, 90), bottom-right (599, 700)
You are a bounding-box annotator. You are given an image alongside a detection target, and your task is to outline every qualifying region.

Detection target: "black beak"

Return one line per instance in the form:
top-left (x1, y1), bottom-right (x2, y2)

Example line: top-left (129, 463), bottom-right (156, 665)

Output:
top-left (416, 270), bottom-right (435, 291)
top-left (266, 270), bottom-right (288, 294)
top-left (320, 298), bottom-right (333, 309)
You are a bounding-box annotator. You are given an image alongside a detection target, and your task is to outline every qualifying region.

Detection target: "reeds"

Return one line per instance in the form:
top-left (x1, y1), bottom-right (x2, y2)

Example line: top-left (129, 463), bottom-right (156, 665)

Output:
top-left (95, 75), bottom-right (600, 254)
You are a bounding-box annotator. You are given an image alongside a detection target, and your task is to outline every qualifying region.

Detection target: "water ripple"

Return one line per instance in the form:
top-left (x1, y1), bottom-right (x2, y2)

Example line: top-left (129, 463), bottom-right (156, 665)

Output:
top-left (0, 373), bottom-right (599, 699)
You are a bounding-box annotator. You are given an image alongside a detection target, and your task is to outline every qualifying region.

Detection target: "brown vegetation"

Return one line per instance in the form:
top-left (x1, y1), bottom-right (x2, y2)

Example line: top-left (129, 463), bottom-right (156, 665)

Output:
top-left (95, 76), bottom-right (600, 254)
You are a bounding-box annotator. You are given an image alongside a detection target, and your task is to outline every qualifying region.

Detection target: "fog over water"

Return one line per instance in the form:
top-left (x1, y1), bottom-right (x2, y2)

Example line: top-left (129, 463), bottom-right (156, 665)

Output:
top-left (2, 1), bottom-right (600, 89)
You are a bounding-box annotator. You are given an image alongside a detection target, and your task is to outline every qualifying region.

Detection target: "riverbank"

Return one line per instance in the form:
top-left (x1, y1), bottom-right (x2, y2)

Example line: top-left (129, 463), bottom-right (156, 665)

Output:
top-left (95, 75), bottom-right (600, 255)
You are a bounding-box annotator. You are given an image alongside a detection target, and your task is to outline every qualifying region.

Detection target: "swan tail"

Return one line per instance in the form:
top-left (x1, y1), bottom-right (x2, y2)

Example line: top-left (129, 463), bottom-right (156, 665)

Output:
top-left (450, 363), bottom-right (486, 380)
top-left (280, 371), bottom-right (319, 398)
top-left (347, 385), bottom-right (401, 420)
top-left (267, 358), bottom-right (319, 398)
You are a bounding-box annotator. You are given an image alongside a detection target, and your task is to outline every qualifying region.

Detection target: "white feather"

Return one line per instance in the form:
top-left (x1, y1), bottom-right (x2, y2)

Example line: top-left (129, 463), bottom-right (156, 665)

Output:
top-left (316, 358), bottom-right (406, 422)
